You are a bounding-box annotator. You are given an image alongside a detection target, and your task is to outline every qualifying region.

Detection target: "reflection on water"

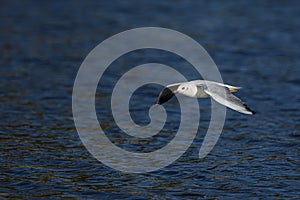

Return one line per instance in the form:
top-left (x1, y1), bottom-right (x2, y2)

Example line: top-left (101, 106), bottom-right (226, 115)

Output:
top-left (1, 1), bottom-right (300, 199)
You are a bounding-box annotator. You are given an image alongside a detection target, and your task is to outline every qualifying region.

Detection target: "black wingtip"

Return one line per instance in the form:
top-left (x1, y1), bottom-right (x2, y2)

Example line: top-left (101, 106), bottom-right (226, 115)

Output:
top-left (244, 104), bottom-right (256, 115)
top-left (156, 97), bottom-right (163, 105)
top-left (156, 87), bottom-right (175, 105)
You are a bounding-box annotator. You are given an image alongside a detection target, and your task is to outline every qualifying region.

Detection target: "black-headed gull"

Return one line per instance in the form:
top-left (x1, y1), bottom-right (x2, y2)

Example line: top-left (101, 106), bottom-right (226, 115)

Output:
top-left (157, 80), bottom-right (255, 115)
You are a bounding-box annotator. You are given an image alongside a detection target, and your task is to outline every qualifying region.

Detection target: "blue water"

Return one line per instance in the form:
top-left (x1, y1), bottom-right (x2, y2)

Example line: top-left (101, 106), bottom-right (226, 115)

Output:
top-left (1, 1), bottom-right (299, 199)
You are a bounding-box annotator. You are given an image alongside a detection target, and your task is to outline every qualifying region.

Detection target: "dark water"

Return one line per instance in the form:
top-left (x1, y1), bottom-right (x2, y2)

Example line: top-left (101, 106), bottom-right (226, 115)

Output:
top-left (1, 1), bottom-right (300, 199)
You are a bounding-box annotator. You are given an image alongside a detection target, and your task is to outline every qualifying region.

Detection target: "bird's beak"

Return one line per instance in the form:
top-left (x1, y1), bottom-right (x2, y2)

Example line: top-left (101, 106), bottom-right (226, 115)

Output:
top-left (173, 90), bottom-right (178, 94)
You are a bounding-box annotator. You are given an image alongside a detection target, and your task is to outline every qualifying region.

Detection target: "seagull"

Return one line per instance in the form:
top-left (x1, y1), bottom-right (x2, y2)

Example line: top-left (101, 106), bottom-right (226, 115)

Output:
top-left (157, 80), bottom-right (255, 115)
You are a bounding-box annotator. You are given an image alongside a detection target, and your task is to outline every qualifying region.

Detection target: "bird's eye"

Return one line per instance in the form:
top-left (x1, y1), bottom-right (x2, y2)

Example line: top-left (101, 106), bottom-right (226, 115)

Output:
top-left (182, 87), bottom-right (185, 90)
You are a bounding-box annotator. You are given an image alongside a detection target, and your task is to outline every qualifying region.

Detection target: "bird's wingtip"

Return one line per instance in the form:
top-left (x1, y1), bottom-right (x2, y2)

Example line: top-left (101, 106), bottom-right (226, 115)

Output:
top-left (244, 104), bottom-right (256, 115)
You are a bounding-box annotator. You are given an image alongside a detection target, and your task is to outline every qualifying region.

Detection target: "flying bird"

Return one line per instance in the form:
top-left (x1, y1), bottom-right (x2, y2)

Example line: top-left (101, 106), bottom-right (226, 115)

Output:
top-left (157, 80), bottom-right (255, 115)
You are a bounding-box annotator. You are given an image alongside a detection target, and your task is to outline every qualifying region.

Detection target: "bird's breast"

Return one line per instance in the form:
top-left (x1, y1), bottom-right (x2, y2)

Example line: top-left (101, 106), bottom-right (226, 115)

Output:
top-left (195, 87), bottom-right (210, 98)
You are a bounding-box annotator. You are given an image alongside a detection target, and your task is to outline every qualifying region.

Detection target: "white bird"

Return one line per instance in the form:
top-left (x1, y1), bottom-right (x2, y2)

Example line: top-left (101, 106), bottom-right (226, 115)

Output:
top-left (157, 80), bottom-right (255, 115)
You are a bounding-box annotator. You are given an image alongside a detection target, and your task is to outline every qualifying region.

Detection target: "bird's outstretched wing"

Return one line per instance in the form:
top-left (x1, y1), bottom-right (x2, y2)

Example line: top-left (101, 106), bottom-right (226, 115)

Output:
top-left (202, 83), bottom-right (255, 115)
top-left (156, 83), bottom-right (181, 105)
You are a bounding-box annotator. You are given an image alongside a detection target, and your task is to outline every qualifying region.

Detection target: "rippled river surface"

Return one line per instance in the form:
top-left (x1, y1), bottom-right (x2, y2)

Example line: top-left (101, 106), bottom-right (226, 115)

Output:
top-left (1, 1), bottom-right (300, 199)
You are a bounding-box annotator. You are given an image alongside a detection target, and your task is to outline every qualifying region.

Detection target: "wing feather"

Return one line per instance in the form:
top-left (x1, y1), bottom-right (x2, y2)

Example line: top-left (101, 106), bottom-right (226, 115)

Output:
top-left (156, 83), bottom-right (180, 105)
top-left (203, 83), bottom-right (255, 115)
